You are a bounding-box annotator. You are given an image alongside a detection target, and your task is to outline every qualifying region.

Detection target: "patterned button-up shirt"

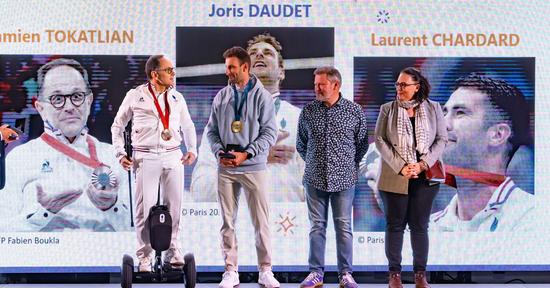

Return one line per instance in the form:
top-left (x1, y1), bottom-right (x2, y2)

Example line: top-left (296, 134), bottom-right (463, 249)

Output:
top-left (297, 95), bottom-right (369, 192)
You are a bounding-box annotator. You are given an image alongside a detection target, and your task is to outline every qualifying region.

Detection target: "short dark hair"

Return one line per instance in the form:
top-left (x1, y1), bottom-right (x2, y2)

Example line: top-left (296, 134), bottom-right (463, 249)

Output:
top-left (400, 67), bottom-right (431, 102)
top-left (223, 46), bottom-right (251, 70)
top-left (454, 73), bottom-right (531, 148)
top-left (37, 58), bottom-right (91, 100)
top-left (246, 32), bottom-right (284, 69)
top-left (313, 66), bottom-right (342, 85)
top-left (145, 54), bottom-right (164, 80)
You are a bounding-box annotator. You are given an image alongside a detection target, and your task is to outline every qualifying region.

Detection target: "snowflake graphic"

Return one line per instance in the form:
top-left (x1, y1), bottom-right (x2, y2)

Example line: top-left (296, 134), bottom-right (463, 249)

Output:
top-left (377, 10), bottom-right (390, 24)
top-left (275, 212), bottom-right (297, 236)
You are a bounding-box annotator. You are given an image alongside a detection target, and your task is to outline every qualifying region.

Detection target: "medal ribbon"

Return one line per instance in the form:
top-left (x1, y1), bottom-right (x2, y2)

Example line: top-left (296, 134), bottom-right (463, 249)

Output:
top-left (148, 83), bottom-right (170, 131)
top-left (232, 78), bottom-right (254, 121)
top-left (40, 133), bottom-right (103, 169)
top-left (445, 165), bottom-right (506, 187)
top-left (364, 140), bottom-right (506, 188)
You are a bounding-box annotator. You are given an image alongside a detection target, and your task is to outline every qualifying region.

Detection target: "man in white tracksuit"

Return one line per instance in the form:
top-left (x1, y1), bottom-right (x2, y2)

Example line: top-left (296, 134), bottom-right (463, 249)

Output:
top-left (191, 32), bottom-right (304, 202)
top-left (111, 55), bottom-right (197, 272)
top-left (0, 58), bottom-right (130, 232)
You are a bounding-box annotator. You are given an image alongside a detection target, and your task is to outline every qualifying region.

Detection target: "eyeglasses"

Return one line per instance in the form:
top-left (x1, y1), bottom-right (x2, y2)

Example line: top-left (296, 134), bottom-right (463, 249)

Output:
top-left (156, 67), bottom-right (175, 75)
top-left (395, 82), bottom-right (419, 90)
top-left (46, 92), bottom-right (89, 108)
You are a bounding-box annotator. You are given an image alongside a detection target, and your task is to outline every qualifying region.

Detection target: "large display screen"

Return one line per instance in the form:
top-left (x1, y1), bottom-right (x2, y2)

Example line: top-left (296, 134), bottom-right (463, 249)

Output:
top-left (0, 0), bottom-right (548, 273)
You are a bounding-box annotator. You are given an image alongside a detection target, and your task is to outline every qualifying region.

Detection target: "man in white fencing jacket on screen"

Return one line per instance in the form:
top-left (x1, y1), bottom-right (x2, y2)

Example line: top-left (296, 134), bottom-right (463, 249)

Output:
top-left (430, 74), bottom-right (535, 232)
top-left (0, 58), bottom-right (130, 232)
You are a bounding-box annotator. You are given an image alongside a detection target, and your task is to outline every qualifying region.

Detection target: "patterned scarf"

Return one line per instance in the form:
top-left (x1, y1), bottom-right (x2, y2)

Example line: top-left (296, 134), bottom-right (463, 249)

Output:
top-left (396, 99), bottom-right (429, 164)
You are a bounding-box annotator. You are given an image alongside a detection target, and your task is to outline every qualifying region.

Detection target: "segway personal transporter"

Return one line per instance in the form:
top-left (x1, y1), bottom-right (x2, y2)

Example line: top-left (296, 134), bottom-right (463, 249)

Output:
top-left (121, 127), bottom-right (196, 288)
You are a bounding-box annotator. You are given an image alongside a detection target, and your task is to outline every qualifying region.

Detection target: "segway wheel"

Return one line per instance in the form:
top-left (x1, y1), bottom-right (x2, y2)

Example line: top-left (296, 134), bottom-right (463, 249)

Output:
top-left (121, 254), bottom-right (134, 288)
top-left (183, 253), bottom-right (196, 288)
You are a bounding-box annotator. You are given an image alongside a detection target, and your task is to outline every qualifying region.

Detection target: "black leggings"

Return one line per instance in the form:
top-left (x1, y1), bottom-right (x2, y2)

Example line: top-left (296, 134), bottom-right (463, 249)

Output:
top-left (380, 178), bottom-right (439, 272)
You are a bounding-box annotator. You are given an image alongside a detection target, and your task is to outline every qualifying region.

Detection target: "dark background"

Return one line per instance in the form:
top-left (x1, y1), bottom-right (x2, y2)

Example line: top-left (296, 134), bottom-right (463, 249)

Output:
top-left (0, 55), bottom-right (149, 145)
top-left (176, 27), bottom-right (334, 190)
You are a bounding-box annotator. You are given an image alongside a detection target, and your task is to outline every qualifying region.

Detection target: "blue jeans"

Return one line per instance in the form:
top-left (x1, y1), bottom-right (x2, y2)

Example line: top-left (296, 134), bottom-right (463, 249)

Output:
top-left (305, 184), bottom-right (355, 274)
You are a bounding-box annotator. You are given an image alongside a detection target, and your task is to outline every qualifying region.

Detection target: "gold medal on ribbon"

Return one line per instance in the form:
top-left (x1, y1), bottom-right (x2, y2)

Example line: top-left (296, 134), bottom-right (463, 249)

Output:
top-left (231, 120), bottom-right (242, 133)
top-left (161, 128), bottom-right (172, 141)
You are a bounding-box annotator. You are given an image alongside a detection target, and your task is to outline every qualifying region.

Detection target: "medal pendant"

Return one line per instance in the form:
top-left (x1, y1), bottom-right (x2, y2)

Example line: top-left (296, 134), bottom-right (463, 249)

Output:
top-left (231, 121), bottom-right (242, 133)
top-left (161, 129), bottom-right (172, 141)
top-left (91, 166), bottom-right (118, 190)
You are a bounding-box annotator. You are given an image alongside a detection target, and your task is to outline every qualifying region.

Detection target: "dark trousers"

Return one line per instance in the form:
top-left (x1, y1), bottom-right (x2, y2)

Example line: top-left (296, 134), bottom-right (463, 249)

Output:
top-left (380, 178), bottom-right (439, 272)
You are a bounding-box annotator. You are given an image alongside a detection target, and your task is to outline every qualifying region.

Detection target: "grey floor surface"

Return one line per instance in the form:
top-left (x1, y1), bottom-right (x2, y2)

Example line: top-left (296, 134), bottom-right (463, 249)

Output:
top-left (1, 284), bottom-right (549, 287)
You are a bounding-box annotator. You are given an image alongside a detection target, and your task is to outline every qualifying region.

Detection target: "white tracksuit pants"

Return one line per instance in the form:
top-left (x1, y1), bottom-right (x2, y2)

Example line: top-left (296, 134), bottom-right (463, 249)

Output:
top-left (133, 149), bottom-right (183, 259)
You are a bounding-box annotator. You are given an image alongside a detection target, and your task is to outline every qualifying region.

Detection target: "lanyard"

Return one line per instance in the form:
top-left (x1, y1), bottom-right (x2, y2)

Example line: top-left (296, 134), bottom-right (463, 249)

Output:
top-left (231, 78), bottom-right (254, 121)
top-left (147, 83), bottom-right (170, 130)
top-left (274, 96), bottom-right (281, 115)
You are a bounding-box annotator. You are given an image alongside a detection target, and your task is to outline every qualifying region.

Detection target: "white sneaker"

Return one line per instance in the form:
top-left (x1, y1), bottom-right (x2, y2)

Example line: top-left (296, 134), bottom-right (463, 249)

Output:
top-left (259, 270), bottom-right (280, 288)
top-left (138, 256), bottom-right (152, 272)
top-left (219, 270), bottom-right (240, 288)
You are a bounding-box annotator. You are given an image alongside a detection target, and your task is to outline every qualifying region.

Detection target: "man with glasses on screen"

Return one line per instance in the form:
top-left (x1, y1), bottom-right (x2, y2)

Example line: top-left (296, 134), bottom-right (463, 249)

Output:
top-left (191, 32), bottom-right (305, 202)
top-left (0, 58), bottom-right (130, 232)
top-left (112, 55), bottom-right (197, 272)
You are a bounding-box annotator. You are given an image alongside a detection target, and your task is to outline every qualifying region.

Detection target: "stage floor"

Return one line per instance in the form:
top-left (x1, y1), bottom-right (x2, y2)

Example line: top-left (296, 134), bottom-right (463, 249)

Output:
top-left (0, 284), bottom-right (548, 287)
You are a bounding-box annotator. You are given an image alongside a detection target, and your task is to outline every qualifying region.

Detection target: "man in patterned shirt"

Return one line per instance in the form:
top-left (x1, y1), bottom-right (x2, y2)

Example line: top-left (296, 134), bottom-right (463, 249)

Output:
top-left (297, 66), bottom-right (368, 288)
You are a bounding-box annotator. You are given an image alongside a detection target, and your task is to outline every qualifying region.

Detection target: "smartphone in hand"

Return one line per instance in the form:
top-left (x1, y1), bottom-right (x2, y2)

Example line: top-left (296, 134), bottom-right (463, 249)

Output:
top-left (219, 152), bottom-right (236, 159)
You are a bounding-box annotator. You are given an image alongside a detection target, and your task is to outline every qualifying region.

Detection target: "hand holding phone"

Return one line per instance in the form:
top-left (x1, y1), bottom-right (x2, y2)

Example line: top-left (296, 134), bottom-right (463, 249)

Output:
top-left (1, 124), bottom-right (21, 143)
top-left (219, 152), bottom-right (236, 159)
